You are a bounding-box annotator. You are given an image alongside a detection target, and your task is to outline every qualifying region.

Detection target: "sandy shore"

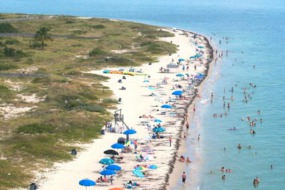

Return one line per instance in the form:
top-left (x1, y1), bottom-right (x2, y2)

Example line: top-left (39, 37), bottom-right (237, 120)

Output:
top-left (32, 28), bottom-right (214, 190)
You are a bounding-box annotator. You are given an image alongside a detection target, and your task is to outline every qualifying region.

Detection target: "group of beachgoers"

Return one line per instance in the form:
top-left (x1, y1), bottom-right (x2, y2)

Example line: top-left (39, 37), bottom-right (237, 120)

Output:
top-left (201, 36), bottom-right (269, 188)
top-left (90, 30), bottom-right (212, 189)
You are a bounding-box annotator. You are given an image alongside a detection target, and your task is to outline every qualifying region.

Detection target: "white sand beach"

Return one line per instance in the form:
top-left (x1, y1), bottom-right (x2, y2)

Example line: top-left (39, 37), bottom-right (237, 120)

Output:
top-left (33, 28), bottom-right (213, 190)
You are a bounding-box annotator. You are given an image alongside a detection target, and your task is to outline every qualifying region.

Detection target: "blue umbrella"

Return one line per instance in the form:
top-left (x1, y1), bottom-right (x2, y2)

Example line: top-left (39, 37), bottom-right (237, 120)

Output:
top-left (123, 129), bottom-right (137, 135)
top-left (178, 58), bottom-right (185, 62)
top-left (106, 164), bottom-right (122, 171)
top-left (148, 86), bottom-right (155, 90)
top-left (148, 165), bottom-right (158, 170)
top-left (198, 45), bottom-right (204, 48)
top-left (143, 79), bottom-right (149, 83)
top-left (100, 169), bottom-right (117, 176)
top-left (161, 104), bottom-right (172, 109)
top-left (79, 178), bottom-right (96, 189)
top-left (195, 75), bottom-right (204, 79)
top-left (172, 90), bottom-right (183, 96)
top-left (111, 143), bottom-right (125, 149)
top-left (154, 119), bottom-right (162, 123)
top-left (176, 73), bottom-right (184, 77)
top-left (99, 158), bottom-right (114, 165)
top-left (153, 127), bottom-right (166, 133)
top-left (132, 169), bottom-right (144, 178)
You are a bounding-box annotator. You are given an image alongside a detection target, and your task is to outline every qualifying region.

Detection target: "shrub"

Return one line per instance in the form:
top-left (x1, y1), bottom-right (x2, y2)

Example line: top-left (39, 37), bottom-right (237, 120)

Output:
top-left (91, 24), bottom-right (105, 29)
top-left (89, 48), bottom-right (106, 56)
top-left (103, 98), bottom-right (118, 104)
top-left (0, 23), bottom-right (18, 33)
top-left (5, 39), bottom-right (20, 45)
top-left (3, 47), bottom-right (26, 58)
top-left (32, 77), bottom-right (51, 84)
top-left (79, 104), bottom-right (106, 112)
top-left (0, 63), bottom-right (18, 70)
top-left (17, 123), bottom-right (55, 134)
top-left (29, 42), bottom-right (42, 49)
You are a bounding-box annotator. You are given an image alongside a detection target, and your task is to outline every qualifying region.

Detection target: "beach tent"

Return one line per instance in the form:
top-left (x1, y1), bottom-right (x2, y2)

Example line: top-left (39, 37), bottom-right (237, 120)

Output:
top-left (132, 169), bottom-right (144, 178)
top-left (167, 63), bottom-right (179, 69)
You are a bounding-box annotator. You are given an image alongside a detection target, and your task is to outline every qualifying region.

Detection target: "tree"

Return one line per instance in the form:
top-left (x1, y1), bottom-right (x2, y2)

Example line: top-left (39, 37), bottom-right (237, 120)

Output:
top-left (34, 27), bottom-right (52, 50)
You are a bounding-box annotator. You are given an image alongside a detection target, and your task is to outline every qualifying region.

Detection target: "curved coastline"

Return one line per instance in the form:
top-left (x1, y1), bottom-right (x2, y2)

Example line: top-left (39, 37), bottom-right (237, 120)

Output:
top-left (165, 31), bottom-right (216, 189)
top-left (33, 26), bottom-right (216, 190)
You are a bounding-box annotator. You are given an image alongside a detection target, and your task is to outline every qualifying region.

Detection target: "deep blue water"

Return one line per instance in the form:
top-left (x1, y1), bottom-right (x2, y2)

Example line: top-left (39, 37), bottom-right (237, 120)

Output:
top-left (1, 1), bottom-right (285, 189)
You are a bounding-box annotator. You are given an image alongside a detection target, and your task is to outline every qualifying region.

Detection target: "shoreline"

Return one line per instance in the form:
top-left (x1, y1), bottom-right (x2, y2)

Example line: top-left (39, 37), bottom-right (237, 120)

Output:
top-left (166, 32), bottom-right (216, 189)
top-left (31, 28), bottom-right (215, 190)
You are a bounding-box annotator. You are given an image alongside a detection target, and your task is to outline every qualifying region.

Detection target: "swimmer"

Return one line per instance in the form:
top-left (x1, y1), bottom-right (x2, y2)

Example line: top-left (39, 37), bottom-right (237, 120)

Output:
top-left (208, 170), bottom-right (214, 174)
top-left (220, 166), bottom-right (225, 172)
top-left (237, 144), bottom-right (242, 149)
top-left (186, 157), bottom-right (191, 163)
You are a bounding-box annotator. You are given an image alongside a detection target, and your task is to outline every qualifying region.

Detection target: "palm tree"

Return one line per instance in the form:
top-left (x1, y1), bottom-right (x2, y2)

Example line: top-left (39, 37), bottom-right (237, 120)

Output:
top-left (34, 27), bottom-right (52, 49)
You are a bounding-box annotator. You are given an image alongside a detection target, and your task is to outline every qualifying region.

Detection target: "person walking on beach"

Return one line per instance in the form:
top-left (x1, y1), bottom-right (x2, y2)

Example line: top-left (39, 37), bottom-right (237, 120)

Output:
top-left (169, 136), bottom-right (172, 147)
top-left (182, 172), bottom-right (186, 184)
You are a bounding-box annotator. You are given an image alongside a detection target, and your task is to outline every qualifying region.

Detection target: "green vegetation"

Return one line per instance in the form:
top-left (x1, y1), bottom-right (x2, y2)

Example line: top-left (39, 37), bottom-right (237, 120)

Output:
top-left (0, 13), bottom-right (177, 190)
top-left (0, 23), bottom-right (18, 33)
top-left (34, 27), bottom-right (52, 49)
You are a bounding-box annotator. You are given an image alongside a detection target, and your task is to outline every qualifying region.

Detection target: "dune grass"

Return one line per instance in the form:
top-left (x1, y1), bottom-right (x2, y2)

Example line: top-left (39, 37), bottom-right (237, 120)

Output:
top-left (0, 13), bottom-right (177, 189)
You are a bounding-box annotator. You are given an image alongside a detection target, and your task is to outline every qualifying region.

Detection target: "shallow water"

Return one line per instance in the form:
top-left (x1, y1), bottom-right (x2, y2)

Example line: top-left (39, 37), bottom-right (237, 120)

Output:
top-left (1, 0), bottom-right (285, 189)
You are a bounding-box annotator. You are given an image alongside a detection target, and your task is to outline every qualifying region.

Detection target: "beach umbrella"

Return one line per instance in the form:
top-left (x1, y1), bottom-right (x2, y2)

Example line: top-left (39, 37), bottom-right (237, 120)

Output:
top-left (103, 149), bottom-right (119, 155)
top-left (172, 90), bottom-right (183, 96)
top-left (154, 119), bottom-right (162, 123)
top-left (100, 169), bottom-right (117, 176)
top-left (195, 75), bottom-right (204, 79)
top-left (176, 73), bottom-right (184, 77)
top-left (152, 127), bottom-right (166, 133)
top-left (148, 164), bottom-right (158, 170)
top-left (178, 58), bottom-right (185, 62)
top-left (123, 129), bottom-right (137, 141)
top-left (79, 178), bottom-right (96, 189)
top-left (111, 143), bottom-right (125, 149)
top-left (106, 164), bottom-right (122, 171)
top-left (161, 104), bottom-right (172, 109)
top-left (109, 188), bottom-right (124, 190)
top-left (99, 158), bottom-right (114, 165)
top-left (198, 45), bottom-right (204, 48)
top-left (132, 169), bottom-right (144, 178)
top-left (143, 79), bottom-right (149, 83)
top-left (148, 86), bottom-right (155, 90)
top-left (123, 129), bottom-right (137, 135)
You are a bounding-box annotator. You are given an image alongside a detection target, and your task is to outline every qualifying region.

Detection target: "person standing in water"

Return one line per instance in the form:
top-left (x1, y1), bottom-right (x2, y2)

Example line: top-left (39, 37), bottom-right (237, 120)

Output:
top-left (182, 172), bottom-right (186, 184)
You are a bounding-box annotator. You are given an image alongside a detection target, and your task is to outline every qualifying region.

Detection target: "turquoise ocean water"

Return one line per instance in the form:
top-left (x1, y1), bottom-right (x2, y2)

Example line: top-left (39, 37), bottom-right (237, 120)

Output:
top-left (1, 0), bottom-right (285, 189)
